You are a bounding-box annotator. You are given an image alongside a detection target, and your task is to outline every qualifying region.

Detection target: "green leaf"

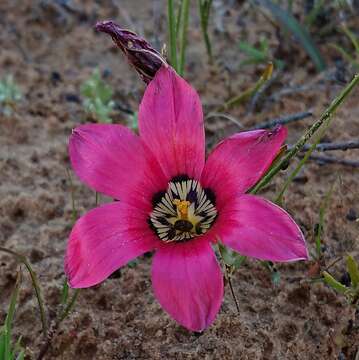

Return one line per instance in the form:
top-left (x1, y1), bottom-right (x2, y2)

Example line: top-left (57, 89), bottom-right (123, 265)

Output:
top-left (254, 0), bottom-right (326, 71)
top-left (5, 270), bottom-right (21, 335)
top-left (0, 331), bottom-right (6, 360)
top-left (218, 242), bottom-right (246, 268)
top-left (323, 271), bottom-right (348, 294)
top-left (239, 41), bottom-right (268, 61)
top-left (346, 255), bottom-right (359, 288)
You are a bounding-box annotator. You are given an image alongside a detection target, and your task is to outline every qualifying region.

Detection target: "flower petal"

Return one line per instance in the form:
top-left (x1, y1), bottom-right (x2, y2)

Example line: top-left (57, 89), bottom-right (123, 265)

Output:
top-left (65, 202), bottom-right (160, 288)
top-left (201, 127), bottom-right (287, 210)
top-left (69, 124), bottom-right (167, 202)
top-left (151, 239), bottom-right (223, 331)
top-left (216, 194), bottom-right (308, 262)
top-left (139, 66), bottom-right (205, 180)
top-left (69, 124), bottom-right (167, 205)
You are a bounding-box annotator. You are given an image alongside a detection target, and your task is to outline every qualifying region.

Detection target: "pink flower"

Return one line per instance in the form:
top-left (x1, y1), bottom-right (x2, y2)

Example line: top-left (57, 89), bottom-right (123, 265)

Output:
top-left (65, 65), bottom-right (308, 332)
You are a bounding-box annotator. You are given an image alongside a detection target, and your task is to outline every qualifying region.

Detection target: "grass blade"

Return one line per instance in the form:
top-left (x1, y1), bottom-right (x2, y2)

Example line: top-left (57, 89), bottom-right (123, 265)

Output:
top-left (218, 62), bottom-right (273, 111)
top-left (178, 0), bottom-right (190, 76)
top-left (254, 0), bottom-right (326, 71)
top-left (0, 247), bottom-right (47, 335)
top-left (198, 0), bottom-right (213, 61)
top-left (167, 0), bottom-right (178, 70)
top-left (323, 271), bottom-right (348, 294)
top-left (275, 113), bottom-right (332, 204)
top-left (342, 26), bottom-right (359, 54)
top-left (313, 183), bottom-right (335, 259)
top-left (250, 74), bottom-right (359, 194)
top-left (347, 255), bottom-right (359, 288)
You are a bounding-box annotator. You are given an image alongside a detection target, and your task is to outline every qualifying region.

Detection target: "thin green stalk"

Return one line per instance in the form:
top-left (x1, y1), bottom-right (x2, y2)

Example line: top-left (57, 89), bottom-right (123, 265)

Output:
top-left (168, 0), bottom-right (178, 70)
top-left (275, 116), bottom-right (333, 204)
top-left (314, 183), bottom-right (335, 259)
top-left (226, 268), bottom-right (240, 314)
top-left (342, 26), bottom-right (359, 54)
top-left (0, 247), bottom-right (47, 335)
top-left (198, 0), bottom-right (213, 61)
top-left (217, 62), bottom-right (273, 112)
top-left (66, 168), bottom-right (77, 224)
top-left (59, 289), bottom-right (80, 322)
top-left (176, 0), bottom-right (184, 36)
top-left (5, 269), bottom-right (21, 332)
top-left (60, 281), bottom-right (69, 305)
top-left (178, 0), bottom-right (190, 76)
top-left (250, 74), bottom-right (359, 194)
top-left (329, 43), bottom-right (357, 67)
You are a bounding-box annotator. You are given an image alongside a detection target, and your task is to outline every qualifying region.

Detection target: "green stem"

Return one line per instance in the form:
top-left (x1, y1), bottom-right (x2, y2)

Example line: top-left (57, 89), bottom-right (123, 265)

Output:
top-left (199, 0), bottom-right (213, 62)
top-left (178, 0), bottom-right (190, 76)
top-left (66, 168), bottom-right (77, 224)
top-left (168, 0), bottom-right (178, 70)
top-left (0, 247), bottom-right (47, 335)
top-left (250, 74), bottom-right (359, 194)
top-left (226, 268), bottom-right (240, 314)
top-left (59, 289), bottom-right (80, 322)
top-left (275, 116), bottom-right (332, 204)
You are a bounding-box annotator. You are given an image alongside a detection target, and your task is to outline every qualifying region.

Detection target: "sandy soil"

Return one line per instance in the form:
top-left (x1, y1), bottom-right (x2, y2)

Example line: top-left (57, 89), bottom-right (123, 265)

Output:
top-left (0, 1), bottom-right (358, 359)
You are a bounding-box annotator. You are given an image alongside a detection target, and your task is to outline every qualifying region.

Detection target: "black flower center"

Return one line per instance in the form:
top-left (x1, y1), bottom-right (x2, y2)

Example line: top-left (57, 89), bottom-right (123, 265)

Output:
top-left (149, 176), bottom-right (217, 242)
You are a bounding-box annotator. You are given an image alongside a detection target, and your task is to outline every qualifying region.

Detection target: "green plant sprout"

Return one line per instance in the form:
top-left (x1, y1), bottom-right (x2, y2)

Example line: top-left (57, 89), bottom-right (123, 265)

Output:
top-left (250, 74), bottom-right (359, 194)
top-left (239, 38), bottom-right (284, 69)
top-left (0, 75), bottom-right (22, 116)
top-left (253, 0), bottom-right (326, 72)
top-left (323, 255), bottom-right (359, 305)
top-left (330, 26), bottom-right (359, 70)
top-left (80, 68), bottom-right (115, 123)
top-left (0, 270), bottom-right (25, 360)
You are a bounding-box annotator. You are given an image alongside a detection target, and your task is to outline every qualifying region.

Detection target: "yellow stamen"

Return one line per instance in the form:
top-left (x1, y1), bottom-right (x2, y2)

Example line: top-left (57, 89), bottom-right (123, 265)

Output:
top-left (173, 199), bottom-right (190, 219)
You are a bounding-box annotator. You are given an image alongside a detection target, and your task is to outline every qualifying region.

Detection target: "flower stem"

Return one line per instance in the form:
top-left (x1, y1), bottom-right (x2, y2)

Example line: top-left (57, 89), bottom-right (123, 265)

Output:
top-left (198, 0), bottom-right (213, 62)
top-left (250, 73), bottom-right (359, 194)
top-left (0, 247), bottom-right (47, 335)
top-left (59, 289), bottom-right (80, 322)
top-left (178, 0), bottom-right (190, 76)
top-left (226, 266), bottom-right (240, 314)
top-left (167, 0), bottom-right (178, 71)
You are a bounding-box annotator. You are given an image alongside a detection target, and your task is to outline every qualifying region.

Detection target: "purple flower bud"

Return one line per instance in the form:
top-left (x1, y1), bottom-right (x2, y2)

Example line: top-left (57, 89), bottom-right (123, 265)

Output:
top-left (95, 20), bottom-right (167, 84)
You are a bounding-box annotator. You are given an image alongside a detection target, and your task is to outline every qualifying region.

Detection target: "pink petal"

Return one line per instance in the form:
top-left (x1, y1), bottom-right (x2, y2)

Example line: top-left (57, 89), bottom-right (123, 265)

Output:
top-left (201, 127), bottom-right (287, 211)
top-left (151, 239), bottom-right (223, 332)
top-left (139, 66), bottom-right (205, 180)
top-left (216, 194), bottom-right (308, 262)
top-left (69, 124), bottom-right (167, 204)
top-left (65, 202), bottom-right (160, 288)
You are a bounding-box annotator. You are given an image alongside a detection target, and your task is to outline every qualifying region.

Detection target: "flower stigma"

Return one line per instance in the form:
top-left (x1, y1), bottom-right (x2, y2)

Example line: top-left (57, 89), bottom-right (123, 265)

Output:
top-left (149, 176), bottom-right (217, 242)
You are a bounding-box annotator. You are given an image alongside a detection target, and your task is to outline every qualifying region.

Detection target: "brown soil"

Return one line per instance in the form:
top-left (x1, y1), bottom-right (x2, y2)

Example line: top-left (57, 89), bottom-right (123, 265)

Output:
top-left (0, 1), bottom-right (358, 359)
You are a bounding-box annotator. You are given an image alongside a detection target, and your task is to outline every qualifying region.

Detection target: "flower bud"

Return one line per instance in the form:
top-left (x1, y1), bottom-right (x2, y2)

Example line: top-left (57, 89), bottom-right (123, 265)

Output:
top-left (95, 20), bottom-right (167, 84)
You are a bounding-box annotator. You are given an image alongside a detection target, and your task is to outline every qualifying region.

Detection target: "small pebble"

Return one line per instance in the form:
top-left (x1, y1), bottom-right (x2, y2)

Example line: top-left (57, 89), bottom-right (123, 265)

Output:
top-left (346, 208), bottom-right (357, 222)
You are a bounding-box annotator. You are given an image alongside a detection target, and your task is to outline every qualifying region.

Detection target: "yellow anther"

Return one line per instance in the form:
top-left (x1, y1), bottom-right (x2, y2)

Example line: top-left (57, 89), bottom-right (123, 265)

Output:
top-left (173, 199), bottom-right (190, 219)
